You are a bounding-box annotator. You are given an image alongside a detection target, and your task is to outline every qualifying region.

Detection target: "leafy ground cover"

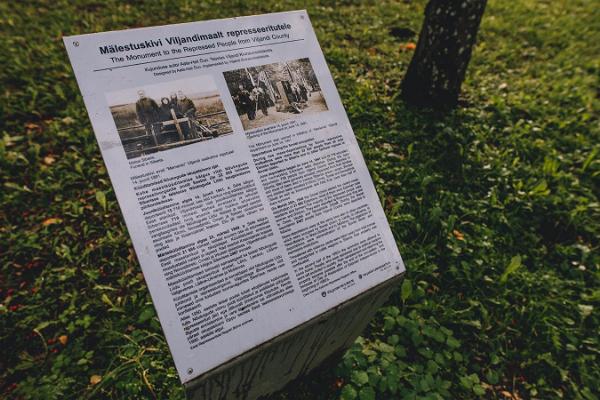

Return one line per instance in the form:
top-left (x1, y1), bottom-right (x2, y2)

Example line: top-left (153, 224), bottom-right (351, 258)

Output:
top-left (1, 0), bottom-right (599, 399)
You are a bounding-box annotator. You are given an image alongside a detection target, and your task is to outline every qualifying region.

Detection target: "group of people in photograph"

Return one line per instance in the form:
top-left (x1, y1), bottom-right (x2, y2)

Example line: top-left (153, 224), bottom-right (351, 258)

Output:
top-left (231, 85), bottom-right (274, 121)
top-left (231, 80), bottom-right (312, 121)
top-left (288, 81), bottom-right (310, 103)
top-left (135, 89), bottom-right (198, 142)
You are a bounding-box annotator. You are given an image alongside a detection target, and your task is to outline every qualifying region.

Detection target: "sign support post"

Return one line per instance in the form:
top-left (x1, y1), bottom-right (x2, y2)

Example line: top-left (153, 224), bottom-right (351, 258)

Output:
top-left (185, 273), bottom-right (404, 400)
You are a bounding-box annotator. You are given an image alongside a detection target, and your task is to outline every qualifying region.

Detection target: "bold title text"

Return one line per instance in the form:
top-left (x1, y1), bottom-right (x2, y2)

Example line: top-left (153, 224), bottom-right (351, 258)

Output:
top-left (98, 23), bottom-right (292, 55)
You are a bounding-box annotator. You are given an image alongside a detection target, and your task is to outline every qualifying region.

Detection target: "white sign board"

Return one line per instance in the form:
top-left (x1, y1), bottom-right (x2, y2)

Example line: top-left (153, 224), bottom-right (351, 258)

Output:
top-left (64, 10), bottom-right (405, 384)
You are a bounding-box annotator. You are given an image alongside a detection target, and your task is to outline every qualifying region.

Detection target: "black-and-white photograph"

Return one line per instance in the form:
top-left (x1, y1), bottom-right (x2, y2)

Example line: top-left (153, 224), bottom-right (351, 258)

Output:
top-left (223, 58), bottom-right (328, 131)
top-left (107, 76), bottom-right (233, 159)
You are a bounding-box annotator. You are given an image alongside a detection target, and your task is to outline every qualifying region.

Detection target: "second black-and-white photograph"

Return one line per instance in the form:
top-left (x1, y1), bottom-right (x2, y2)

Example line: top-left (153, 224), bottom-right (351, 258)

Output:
top-left (223, 58), bottom-right (328, 131)
top-left (106, 75), bottom-right (233, 159)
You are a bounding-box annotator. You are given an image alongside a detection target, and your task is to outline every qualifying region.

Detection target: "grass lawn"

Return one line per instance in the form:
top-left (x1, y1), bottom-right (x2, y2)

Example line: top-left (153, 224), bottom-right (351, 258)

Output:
top-left (1, 0), bottom-right (599, 399)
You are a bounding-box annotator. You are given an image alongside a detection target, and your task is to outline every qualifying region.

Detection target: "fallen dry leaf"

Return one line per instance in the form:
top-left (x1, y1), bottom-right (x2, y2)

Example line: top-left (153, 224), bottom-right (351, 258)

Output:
top-left (42, 218), bottom-right (62, 226)
top-left (43, 155), bottom-right (56, 165)
top-left (452, 229), bottom-right (465, 241)
top-left (499, 390), bottom-right (522, 399)
top-left (25, 122), bottom-right (42, 132)
top-left (58, 335), bottom-right (68, 345)
top-left (388, 152), bottom-right (405, 160)
top-left (405, 42), bottom-right (417, 50)
top-left (90, 375), bottom-right (102, 385)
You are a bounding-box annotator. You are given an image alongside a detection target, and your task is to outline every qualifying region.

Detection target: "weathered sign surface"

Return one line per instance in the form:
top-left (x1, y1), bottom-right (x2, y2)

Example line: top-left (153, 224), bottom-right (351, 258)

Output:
top-left (64, 10), bottom-right (406, 389)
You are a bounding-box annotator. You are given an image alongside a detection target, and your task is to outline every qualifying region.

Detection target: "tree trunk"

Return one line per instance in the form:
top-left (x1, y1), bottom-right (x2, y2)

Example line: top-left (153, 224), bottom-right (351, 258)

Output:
top-left (401, 0), bottom-right (487, 109)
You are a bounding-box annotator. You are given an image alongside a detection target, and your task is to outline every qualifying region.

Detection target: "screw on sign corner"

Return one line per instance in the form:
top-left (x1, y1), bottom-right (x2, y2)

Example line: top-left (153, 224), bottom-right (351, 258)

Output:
top-left (188, 368), bottom-right (193, 375)
top-left (73, 41), bottom-right (79, 47)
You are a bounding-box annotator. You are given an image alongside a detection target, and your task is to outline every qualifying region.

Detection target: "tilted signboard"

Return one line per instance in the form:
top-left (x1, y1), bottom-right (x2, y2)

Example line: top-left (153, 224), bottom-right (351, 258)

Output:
top-left (64, 10), bottom-right (405, 385)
